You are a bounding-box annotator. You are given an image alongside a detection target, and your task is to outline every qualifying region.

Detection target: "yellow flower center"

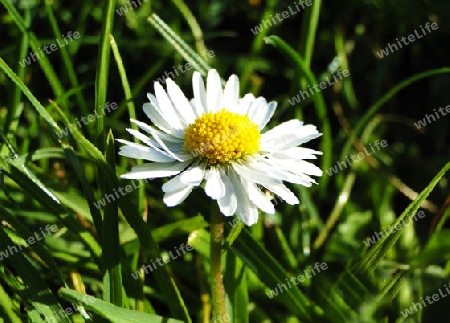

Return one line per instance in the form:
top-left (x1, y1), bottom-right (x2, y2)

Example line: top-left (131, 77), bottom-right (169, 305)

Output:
top-left (183, 109), bottom-right (261, 164)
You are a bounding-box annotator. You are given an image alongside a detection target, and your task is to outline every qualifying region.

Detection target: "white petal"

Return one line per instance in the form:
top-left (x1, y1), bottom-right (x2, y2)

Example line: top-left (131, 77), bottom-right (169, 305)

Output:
top-left (129, 120), bottom-right (193, 161)
top-left (131, 119), bottom-right (183, 144)
top-left (262, 122), bottom-right (322, 151)
top-left (166, 78), bottom-right (197, 126)
top-left (125, 128), bottom-right (173, 159)
top-left (136, 126), bottom-right (184, 162)
top-left (192, 72), bottom-right (207, 117)
top-left (239, 207), bottom-right (259, 226)
top-left (117, 139), bottom-right (174, 162)
top-left (163, 176), bottom-right (194, 206)
top-left (261, 181), bottom-right (299, 205)
top-left (126, 128), bottom-right (186, 162)
top-left (142, 102), bottom-right (172, 134)
top-left (162, 173), bottom-right (197, 206)
top-left (232, 161), bottom-right (299, 204)
top-left (217, 169), bottom-right (237, 216)
top-left (222, 75), bottom-right (239, 112)
top-left (162, 173), bottom-right (188, 192)
top-left (121, 161), bottom-right (191, 179)
top-left (276, 158), bottom-right (323, 177)
top-left (273, 147), bottom-right (323, 160)
top-left (239, 177), bottom-right (275, 214)
top-left (232, 160), bottom-right (281, 186)
top-left (257, 158), bottom-right (316, 187)
top-left (154, 82), bottom-right (184, 130)
top-left (180, 165), bottom-right (205, 185)
top-left (253, 101), bottom-right (277, 130)
top-left (228, 169), bottom-right (259, 226)
top-left (146, 93), bottom-right (184, 137)
top-left (189, 98), bottom-right (200, 118)
top-left (236, 93), bottom-right (255, 114)
top-left (206, 69), bottom-right (223, 113)
top-left (204, 168), bottom-right (226, 199)
top-left (261, 119), bottom-right (303, 143)
top-left (247, 97), bottom-right (267, 122)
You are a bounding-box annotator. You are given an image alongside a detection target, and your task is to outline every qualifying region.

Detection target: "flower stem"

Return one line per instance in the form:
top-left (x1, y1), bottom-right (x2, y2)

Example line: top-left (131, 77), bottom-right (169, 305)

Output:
top-left (210, 203), bottom-right (227, 318)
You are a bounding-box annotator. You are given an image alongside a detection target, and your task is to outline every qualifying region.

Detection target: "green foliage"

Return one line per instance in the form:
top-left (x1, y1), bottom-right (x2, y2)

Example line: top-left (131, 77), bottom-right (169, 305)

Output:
top-left (1, 0), bottom-right (450, 322)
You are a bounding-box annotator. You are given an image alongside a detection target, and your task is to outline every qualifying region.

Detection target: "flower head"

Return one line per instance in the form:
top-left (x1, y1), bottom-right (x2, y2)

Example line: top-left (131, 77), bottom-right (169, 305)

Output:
top-left (119, 69), bottom-right (322, 226)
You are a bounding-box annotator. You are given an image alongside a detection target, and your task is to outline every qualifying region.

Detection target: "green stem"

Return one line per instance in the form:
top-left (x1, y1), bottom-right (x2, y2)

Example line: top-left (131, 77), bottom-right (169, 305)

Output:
top-left (210, 204), bottom-right (227, 318)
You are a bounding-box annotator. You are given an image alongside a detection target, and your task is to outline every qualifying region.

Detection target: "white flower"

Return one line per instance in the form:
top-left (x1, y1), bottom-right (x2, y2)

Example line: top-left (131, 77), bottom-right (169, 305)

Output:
top-left (118, 69), bottom-right (322, 226)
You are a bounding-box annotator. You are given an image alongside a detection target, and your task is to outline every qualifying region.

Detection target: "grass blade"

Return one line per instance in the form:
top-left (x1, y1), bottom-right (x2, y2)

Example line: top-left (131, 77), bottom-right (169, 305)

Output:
top-left (94, 0), bottom-right (116, 146)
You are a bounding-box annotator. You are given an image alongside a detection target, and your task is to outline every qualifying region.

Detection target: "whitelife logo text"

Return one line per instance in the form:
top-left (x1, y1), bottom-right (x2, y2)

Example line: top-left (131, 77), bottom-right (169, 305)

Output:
top-left (154, 50), bottom-right (215, 85)
top-left (289, 69), bottom-right (350, 106)
top-left (266, 262), bottom-right (328, 298)
top-left (57, 102), bottom-right (118, 139)
top-left (250, 0), bottom-right (313, 35)
top-left (131, 242), bottom-right (192, 279)
top-left (93, 178), bottom-right (150, 209)
top-left (414, 105), bottom-right (450, 129)
top-left (0, 225), bottom-right (58, 261)
top-left (376, 21), bottom-right (438, 58)
top-left (19, 31), bottom-right (80, 67)
top-left (326, 140), bottom-right (387, 176)
top-left (363, 210), bottom-right (425, 247)
top-left (116, 0), bottom-right (148, 16)
top-left (400, 282), bottom-right (450, 319)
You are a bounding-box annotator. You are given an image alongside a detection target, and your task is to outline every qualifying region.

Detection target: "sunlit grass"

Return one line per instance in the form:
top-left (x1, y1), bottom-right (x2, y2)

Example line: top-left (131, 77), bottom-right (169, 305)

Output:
top-left (1, 0), bottom-right (450, 322)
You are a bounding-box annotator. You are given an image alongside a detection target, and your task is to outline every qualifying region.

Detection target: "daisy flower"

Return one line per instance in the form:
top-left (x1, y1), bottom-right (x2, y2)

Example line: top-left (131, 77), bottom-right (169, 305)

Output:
top-left (118, 69), bottom-right (322, 226)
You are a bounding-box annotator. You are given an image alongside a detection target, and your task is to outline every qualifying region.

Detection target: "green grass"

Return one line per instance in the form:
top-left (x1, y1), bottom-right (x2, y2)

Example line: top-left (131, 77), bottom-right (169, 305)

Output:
top-left (1, 0), bottom-right (450, 322)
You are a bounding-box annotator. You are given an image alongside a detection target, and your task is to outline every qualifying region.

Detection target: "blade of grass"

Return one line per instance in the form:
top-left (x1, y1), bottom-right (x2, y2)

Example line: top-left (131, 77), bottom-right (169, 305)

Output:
top-left (0, 57), bottom-right (191, 322)
top-left (298, 0), bottom-right (322, 73)
top-left (109, 34), bottom-right (138, 134)
top-left (94, 0), bottom-right (116, 147)
top-left (59, 289), bottom-right (185, 323)
top-left (170, 0), bottom-right (208, 55)
top-left (0, 228), bottom-right (71, 323)
top-left (5, 163), bottom-right (102, 264)
top-left (355, 160), bottom-right (450, 276)
top-left (49, 100), bottom-right (191, 321)
top-left (240, 0), bottom-right (276, 92)
top-left (0, 205), bottom-right (68, 286)
top-left (102, 130), bottom-right (124, 306)
top-left (0, 56), bottom-right (63, 135)
top-left (5, 4), bottom-right (30, 137)
top-left (265, 35), bottom-right (332, 192)
top-left (148, 13), bottom-right (212, 76)
top-left (231, 228), bottom-right (321, 321)
top-left (224, 251), bottom-right (248, 323)
top-left (339, 67), bottom-right (450, 162)
top-left (109, 57), bottom-right (167, 125)
top-left (0, 278), bottom-right (22, 323)
top-left (0, 0), bottom-right (67, 108)
top-left (44, 0), bottom-right (88, 116)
